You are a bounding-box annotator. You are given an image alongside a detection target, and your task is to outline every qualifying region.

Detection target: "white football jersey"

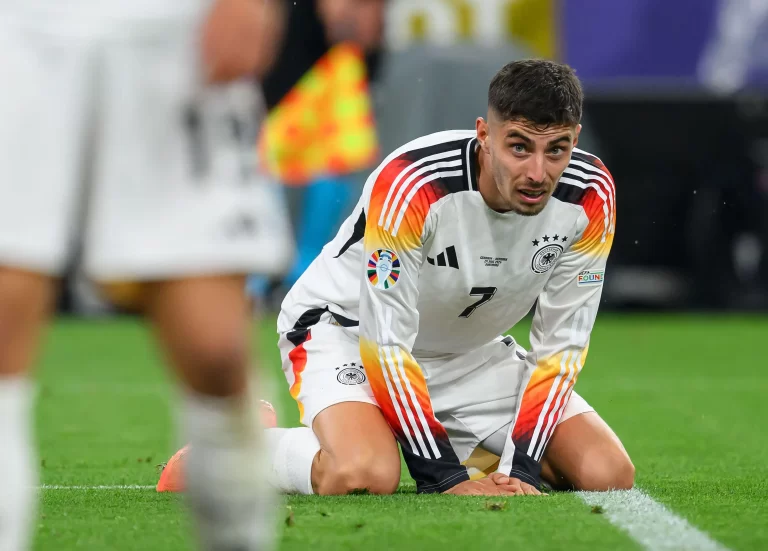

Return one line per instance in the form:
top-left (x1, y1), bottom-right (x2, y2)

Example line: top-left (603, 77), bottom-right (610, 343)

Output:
top-left (279, 130), bottom-right (616, 488)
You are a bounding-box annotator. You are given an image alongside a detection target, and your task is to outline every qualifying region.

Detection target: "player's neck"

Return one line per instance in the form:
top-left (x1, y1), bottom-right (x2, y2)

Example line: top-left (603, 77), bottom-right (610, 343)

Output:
top-left (475, 147), bottom-right (512, 213)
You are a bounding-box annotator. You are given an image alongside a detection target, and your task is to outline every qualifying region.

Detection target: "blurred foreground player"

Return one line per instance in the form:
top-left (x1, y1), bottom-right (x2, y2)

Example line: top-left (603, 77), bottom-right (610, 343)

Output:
top-left (0, 0), bottom-right (287, 549)
top-left (267, 59), bottom-right (634, 496)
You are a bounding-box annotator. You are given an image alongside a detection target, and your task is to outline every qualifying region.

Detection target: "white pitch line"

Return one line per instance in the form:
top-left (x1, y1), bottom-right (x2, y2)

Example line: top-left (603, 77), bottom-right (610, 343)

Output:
top-left (40, 485), bottom-right (155, 490)
top-left (578, 489), bottom-right (730, 551)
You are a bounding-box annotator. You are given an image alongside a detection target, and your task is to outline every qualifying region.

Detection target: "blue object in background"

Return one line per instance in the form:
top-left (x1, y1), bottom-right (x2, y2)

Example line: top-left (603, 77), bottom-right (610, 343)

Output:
top-left (247, 173), bottom-right (357, 303)
top-left (284, 175), bottom-right (356, 287)
top-left (561, 0), bottom-right (768, 89)
top-left (563, 0), bottom-right (718, 81)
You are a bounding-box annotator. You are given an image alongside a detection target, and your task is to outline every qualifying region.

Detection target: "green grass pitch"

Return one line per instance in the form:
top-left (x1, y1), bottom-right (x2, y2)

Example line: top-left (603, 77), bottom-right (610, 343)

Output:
top-left (33, 315), bottom-right (768, 550)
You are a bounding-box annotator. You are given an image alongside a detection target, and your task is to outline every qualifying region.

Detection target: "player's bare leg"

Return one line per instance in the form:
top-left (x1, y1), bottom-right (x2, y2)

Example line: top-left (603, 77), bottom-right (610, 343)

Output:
top-left (309, 402), bottom-right (401, 495)
top-left (540, 412), bottom-right (634, 491)
top-left (0, 269), bottom-right (55, 376)
top-left (147, 275), bottom-right (271, 550)
top-left (0, 268), bottom-right (56, 551)
top-left (262, 402), bottom-right (400, 495)
top-left (267, 401), bottom-right (536, 496)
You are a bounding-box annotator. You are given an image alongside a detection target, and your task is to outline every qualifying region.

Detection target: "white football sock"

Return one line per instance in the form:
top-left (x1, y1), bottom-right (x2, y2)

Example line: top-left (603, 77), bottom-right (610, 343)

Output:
top-left (265, 427), bottom-right (320, 495)
top-left (0, 377), bottom-right (37, 551)
top-left (181, 390), bottom-right (274, 551)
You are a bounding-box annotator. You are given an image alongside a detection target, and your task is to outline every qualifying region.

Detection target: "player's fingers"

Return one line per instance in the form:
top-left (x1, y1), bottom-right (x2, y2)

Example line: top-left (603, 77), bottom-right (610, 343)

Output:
top-left (521, 483), bottom-right (542, 496)
top-left (475, 479), bottom-right (505, 494)
top-left (493, 483), bottom-right (525, 496)
top-left (489, 473), bottom-right (510, 486)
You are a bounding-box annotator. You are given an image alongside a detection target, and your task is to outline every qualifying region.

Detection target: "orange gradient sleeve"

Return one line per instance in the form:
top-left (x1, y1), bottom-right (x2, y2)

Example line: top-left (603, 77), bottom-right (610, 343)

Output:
top-left (358, 153), bottom-right (469, 493)
top-left (502, 160), bottom-right (616, 487)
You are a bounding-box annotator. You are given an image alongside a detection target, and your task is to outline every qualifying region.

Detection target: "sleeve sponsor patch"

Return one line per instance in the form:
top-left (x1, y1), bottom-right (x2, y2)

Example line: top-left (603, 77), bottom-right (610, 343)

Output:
top-left (577, 270), bottom-right (605, 287)
top-left (368, 249), bottom-right (400, 290)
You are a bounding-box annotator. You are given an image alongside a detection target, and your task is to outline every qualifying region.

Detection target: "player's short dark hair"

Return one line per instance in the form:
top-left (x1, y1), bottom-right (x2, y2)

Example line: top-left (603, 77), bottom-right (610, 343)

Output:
top-left (488, 59), bottom-right (583, 128)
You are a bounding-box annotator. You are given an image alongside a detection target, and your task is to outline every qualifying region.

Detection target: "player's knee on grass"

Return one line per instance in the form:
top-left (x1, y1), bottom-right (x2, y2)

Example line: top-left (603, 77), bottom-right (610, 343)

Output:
top-left (315, 450), bottom-right (400, 495)
top-left (311, 403), bottom-right (401, 495)
top-left (542, 411), bottom-right (635, 491)
top-left (571, 446), bottom-right (635, 491)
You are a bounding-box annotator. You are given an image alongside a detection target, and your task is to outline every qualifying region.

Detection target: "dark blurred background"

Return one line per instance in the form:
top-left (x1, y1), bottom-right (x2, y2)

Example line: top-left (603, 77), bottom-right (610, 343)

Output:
top-left (62, 0), bottom-right (768, 314)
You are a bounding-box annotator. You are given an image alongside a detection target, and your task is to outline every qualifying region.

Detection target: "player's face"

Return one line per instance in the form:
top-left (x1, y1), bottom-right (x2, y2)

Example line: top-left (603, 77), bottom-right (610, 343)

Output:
top-left (476, 114), bottom-right (580, 216)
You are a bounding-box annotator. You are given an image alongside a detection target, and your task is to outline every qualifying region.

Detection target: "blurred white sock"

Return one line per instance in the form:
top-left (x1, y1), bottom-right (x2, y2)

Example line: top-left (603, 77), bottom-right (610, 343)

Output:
top-left (0, 377), bottom-right (37, 551)
top-left (182, 391), bottom-right (274, 551)
top-left (265, 427), bottom-right (320, 495)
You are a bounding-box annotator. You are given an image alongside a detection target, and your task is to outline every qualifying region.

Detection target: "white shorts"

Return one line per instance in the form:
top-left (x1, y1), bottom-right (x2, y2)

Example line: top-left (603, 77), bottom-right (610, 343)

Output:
top-left (278, 316), bottom-right (594, 463)
top-left (0, 14), bottom-right (293, 279)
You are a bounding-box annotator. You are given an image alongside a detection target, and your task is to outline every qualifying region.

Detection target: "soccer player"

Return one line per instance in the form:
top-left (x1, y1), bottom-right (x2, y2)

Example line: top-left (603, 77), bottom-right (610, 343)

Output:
top-left (163, 59), bottom-right (634, 497)
top-left (0, 0), bottom-right (287, 549)
top-left (263, 59), bottom-right (634, 496)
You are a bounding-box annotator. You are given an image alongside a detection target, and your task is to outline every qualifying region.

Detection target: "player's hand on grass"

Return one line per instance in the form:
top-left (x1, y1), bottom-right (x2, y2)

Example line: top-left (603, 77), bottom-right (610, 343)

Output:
top-left (201, 0), bottom-right (284, 83)
top-left (488, 473), bottom-right (546, 496)
top-left (443, 477), bottom-right (523, 496)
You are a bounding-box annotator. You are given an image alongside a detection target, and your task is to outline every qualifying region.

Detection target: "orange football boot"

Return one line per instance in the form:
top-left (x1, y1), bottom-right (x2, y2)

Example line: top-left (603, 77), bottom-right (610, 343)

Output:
top-left (157, 399), bottom-right (278, 493)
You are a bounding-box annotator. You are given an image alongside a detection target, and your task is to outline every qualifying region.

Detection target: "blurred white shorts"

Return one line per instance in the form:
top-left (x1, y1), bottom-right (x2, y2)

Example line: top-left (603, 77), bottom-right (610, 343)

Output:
top-left (0, 15), bottom-right (292, 279)
top-left (278, 317), bottom-right (594, 463)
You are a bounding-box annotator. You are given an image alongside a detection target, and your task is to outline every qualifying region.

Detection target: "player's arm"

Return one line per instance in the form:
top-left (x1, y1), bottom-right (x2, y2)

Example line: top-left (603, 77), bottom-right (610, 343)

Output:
top-left (498, 163), bottom-right (616, 488)
top-left (358, 167), bottom-right (470, 494)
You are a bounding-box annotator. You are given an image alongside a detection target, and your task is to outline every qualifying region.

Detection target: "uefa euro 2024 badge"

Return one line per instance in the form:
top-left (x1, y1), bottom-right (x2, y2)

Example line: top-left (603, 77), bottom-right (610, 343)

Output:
top-left (368, 249), bottom-right (400, 290)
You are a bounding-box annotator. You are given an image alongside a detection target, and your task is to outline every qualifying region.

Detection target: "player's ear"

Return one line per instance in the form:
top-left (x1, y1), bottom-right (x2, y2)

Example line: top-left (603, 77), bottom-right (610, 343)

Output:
top-left (573, 124), bottom-right (582, 147)
top-left (476, 117), bottom-right (490, 152)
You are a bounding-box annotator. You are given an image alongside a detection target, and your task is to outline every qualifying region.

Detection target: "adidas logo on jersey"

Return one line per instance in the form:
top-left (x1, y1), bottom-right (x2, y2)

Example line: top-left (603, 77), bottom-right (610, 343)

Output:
top-left (427, 245), bottom-right (459, 269)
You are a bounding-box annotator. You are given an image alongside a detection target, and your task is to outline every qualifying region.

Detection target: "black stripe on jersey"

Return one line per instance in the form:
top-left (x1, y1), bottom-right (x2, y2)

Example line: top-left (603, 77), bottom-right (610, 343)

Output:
top-left (555, 157), bottom-right (607, 204)
top-left (568, 162), bottom-right (606, 180)
top-left (510, 448), bottom-right (543, 489)
top-left (560, 170), bottom-right (594, 185)
top-left (394, 136), bottom-right (477, 195)
top-left (330, 311), bottom-right (359, 328)
top-left (556, 156), bottom-right (614, 207)
top-left (334, 209), bottom-right (366, 258)
top-left (571, 150), bottom-right (602, 167)
top-left (553, 179), bottom-right (587, 205)
top-left (285, 308), bottom-right (326, 346)
top-left (567, 157), bottom-right (612, 184)
top-left (433, 170), bottom-right (468, 196)
top-left (286, 307), bottom-right (359, 347)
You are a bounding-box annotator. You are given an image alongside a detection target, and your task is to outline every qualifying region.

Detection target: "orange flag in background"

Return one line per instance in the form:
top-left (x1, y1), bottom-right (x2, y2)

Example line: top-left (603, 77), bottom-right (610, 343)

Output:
top-left (258, 42), bottom-right (379, 186)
